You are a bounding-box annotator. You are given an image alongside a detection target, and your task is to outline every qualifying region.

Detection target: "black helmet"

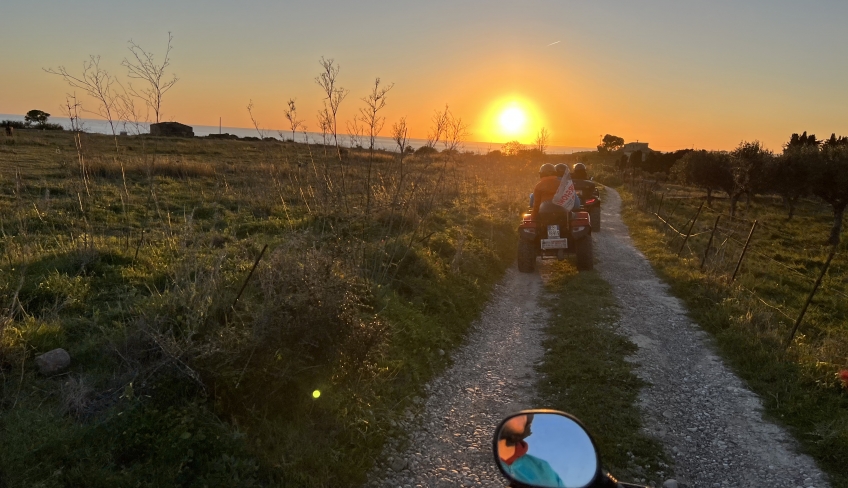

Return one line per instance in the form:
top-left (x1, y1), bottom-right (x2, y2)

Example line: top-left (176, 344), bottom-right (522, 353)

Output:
top-left (539, 163), bottom-right (556, 177)
top-left (554, 163), bottom-right (568, 177)
top-left (572, 163), bottom-right (587, 180)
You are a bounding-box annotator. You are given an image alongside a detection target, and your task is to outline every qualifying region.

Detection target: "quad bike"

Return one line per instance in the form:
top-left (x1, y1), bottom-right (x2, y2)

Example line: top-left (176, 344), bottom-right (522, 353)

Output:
top-left (493, 410), bottom-right (670, 488)
top-left (574, 179), bottom-right (601, 232)
top-left (517, 201), bottom-right (593, 273)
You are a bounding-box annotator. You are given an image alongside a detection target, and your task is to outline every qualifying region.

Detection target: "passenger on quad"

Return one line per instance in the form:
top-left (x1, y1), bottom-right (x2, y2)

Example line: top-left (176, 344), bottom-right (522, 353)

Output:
top-left (529, 163), bottom-right (580, 211)
top-left (530, 163), bottom-right (560, 216)
top-left (555, 163), bottom-right (581, 207)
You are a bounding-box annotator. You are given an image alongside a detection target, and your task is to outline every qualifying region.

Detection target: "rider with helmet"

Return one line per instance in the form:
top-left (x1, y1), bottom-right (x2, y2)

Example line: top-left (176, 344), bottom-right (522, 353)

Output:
top-left (571, 162), bottom-right (596, 200)
top-left (531, 163), bottom-right (560, 217)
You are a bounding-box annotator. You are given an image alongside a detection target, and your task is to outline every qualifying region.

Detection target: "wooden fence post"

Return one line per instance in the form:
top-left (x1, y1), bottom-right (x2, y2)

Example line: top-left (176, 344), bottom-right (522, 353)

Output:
top-left (730, 220), bottom-right (757, 282)
top-left (700, 215), bottom-right (721, 270)
top-left (784, 246), bottom-right (838, 349)
top-left (656, 193), bottom-right (665, 216)
top-left (667, 199), bottom-right (682, 222)
top-left (678, 201), bottom-right (704, 257)
top-left (232, 244), bottom-right (269, 311)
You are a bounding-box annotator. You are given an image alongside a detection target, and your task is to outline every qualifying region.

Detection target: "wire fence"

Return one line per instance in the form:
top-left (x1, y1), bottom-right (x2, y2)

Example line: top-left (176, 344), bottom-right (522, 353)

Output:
top-left (627, 179), bottom-right (847, 347)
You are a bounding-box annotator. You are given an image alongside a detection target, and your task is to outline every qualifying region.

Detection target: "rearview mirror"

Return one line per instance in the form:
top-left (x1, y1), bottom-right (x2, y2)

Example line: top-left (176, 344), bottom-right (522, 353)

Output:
top-left (493, 410), bottom-right (600, 488)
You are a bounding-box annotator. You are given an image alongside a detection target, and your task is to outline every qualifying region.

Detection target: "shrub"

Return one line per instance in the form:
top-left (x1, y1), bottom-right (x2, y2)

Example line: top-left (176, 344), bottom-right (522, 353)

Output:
top-left (414, 145), bottom-right (438, 156)
top-left (1, 120), bottom-right (27, 129)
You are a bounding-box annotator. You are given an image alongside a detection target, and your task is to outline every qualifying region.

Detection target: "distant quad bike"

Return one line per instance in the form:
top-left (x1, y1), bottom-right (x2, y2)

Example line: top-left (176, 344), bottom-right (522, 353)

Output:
top-left (575, 178), bottom-right (601, 232)
top-left (518, 201), bottom-right (593, 272)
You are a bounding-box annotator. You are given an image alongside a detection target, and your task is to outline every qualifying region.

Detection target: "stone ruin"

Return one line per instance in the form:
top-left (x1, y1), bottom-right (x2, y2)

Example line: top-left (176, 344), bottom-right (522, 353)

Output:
top-left (150, 122), bottom-right (194, 137)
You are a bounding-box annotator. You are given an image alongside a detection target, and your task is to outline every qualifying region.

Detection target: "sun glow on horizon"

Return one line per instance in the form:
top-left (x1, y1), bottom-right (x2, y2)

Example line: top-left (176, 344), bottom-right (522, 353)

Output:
top-left (478, 98), bottom-right (546, 144)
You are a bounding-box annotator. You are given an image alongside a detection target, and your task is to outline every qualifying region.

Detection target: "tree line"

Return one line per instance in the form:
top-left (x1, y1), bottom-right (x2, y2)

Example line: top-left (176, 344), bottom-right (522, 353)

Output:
top-left (613, 132), bottom-right (848, 246)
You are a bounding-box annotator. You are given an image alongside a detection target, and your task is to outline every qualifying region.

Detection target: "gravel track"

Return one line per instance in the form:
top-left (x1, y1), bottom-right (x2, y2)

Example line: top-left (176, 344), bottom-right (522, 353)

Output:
top-left (597, 188), bottom-right (828, 488)
top-left (365, 267), bottom-right (548, 488)
top-left (366, 187), bottom-right (829, 488)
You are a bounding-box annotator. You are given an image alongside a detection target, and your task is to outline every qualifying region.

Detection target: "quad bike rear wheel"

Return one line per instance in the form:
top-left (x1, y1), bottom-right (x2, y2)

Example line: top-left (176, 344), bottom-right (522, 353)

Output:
top-left (575, 235), bottom-right (593, 271)
top-left (517, 239), bottom-right (536, 273)
top-left (590, 207), bottom-right (601, 232)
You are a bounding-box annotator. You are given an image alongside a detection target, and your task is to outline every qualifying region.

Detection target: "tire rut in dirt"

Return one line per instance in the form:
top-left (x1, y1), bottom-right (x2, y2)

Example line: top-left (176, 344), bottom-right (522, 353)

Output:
top-left (365, 267), bottom-right (548, 488)
top-left (594, 188), bottom-right (828, 488)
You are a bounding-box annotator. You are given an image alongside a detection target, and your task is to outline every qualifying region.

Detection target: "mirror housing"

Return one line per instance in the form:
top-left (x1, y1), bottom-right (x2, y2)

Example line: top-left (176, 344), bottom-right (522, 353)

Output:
top-left (492, 410), bottom-right (602, 488)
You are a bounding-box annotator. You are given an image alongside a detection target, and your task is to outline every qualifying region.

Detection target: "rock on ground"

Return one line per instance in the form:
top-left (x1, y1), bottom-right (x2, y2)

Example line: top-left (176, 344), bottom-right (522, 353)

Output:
top-left (35, 348), bottom-right (71, 376)
top-left (365, 267), bottom-right (548, 488)
top-left (595, 188), bottom-right (829, 488)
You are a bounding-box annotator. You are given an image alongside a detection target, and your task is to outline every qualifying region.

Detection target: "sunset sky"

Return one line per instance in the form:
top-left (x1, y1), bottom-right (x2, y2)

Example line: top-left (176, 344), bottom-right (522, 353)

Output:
top-left (2, 0), bottom-right (847, 151)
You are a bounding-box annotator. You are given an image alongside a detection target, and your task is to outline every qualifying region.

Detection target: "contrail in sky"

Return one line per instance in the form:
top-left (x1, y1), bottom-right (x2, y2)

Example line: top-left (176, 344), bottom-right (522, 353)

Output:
top-left (546, 40), bottom-right (561, 47)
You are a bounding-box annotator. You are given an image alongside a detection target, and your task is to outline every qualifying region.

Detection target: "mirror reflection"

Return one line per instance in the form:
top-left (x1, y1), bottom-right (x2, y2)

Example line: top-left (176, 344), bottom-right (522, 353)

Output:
top-left (496, 413), bottom-right (598, 488)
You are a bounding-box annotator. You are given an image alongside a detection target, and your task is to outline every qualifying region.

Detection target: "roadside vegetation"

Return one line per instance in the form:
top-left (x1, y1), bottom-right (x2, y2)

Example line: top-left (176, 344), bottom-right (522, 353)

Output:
top-left (535, 260), bottom-right (671, 486)
top-left (0, 127), bottom-right (545, 486)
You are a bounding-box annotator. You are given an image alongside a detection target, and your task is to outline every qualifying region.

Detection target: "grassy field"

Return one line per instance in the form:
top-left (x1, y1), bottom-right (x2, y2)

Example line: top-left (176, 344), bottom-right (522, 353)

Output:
top-left (618, 184), bottom-right (848, 487)
top-left (535, 260), bottom-right (671, 486)
top-left (0, 129), bottom-right (540, 486)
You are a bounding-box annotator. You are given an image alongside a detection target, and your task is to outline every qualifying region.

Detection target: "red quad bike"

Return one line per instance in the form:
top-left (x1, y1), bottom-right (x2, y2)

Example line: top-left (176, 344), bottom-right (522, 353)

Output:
top-left (518, 201), bottom-right (593, 273)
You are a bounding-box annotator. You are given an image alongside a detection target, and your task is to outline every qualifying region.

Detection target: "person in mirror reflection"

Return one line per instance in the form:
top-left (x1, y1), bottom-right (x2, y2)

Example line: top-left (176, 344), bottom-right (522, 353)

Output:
top-left (498, 414), bottom-right (565, 487)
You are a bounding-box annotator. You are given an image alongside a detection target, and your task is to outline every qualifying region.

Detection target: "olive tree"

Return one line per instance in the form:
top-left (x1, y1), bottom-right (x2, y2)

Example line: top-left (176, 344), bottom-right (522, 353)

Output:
top-left (811, 138), bottom-right (848, 245)
top-left (671, 150), bottom-right (734, 207)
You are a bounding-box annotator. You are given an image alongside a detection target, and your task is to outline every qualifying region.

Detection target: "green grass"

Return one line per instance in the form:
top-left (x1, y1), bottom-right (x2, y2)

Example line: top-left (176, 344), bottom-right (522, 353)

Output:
top-left (535, 261), bottom-right (671, 486)
top-left (620, 187), bottom-right (848, 488)
top-left (0, 130), bottom-right (530, 487)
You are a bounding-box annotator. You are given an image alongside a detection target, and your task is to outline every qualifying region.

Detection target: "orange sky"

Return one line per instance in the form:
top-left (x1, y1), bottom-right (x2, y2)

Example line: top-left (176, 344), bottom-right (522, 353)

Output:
top-left (3, 1), bottom-right (848, 152)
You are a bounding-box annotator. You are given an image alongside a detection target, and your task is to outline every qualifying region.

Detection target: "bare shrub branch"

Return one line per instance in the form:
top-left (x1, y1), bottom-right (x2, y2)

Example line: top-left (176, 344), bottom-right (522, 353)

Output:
top-left (122, 32), bottom-right (179, 124)
top-left (314, 57), bottom-right (349, 156)
top-left (44, 56), bottom-right (119, 136)
top-left (282, 98), bottom-right (305, 142)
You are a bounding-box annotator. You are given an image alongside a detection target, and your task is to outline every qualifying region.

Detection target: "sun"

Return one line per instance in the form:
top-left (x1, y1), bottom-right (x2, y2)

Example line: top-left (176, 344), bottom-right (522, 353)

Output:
top-left (499, 107), bottom-right (527, 135)
top-left (479, 98), bottom-right (545, 144)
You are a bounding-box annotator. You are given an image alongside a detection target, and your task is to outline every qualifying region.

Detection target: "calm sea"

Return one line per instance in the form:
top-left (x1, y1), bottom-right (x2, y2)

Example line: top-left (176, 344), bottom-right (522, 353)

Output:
top-left (0, 114), bottom-right (593, 155)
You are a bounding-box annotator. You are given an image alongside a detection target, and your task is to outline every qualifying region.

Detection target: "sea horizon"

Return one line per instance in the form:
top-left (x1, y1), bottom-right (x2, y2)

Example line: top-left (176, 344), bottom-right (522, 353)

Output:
top-left (0, 113), bottom-right (595, 155)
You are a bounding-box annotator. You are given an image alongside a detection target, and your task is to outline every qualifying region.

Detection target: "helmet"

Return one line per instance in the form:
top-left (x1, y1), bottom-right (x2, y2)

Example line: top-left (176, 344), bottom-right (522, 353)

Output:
top-left (554, 163), bottom-right (568, 177)
top-left (539, 163), bottom-right (556, 177)
top-left (572, 163), bottom-right (587, 180)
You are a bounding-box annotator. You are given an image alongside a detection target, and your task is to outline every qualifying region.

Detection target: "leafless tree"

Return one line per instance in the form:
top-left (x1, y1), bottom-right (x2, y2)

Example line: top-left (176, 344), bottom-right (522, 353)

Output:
top-left (392, 117), bottom-right (409, 155)
top-left (535, 127), bottom-right (550, 153)
top-left (359, 78), bottom-right (394, 151)
top-left (346, 117), bottom-right (364, 148)
top-left (442, 107), bottom-right (469, 153)
top-left (115, 87), bottom-right (150, 135)
top-left (63, 93), bottom-right (85, 132)
top-left (317, 107), bottom-right (332, 152)
top-left (246, 100), bottom-right (267, 139)
top-left (314, 57), bottom-right (348, 157)
top-left (282, 98), bottom-right (305, 142)
top-left (45, 56), bottom-right (120, 136)
top-left (122, 32), bottom-right (179, 124)
top-left (426, 105), bottom-right (450, 148)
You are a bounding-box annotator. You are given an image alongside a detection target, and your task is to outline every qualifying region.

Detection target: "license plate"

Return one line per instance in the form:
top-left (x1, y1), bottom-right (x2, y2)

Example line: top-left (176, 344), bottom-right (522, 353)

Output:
top-left (547, 225), bottom-right (560, 238)
top-left (541, 238), bottom-right (568, 249)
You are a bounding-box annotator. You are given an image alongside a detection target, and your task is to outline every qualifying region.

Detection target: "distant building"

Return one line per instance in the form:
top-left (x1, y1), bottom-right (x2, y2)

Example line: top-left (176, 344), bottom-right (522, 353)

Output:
top-left (622, 142), bottom-right (653, 161)
top-left (150, 122), bottom-right (194, 137)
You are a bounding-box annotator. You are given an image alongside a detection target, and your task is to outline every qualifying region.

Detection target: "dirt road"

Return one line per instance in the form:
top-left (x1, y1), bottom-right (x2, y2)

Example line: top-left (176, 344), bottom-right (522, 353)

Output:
top-left (367, 188), bottom-right (829, 488)
top-left (596, 188), bottom-right (827, 488)
top-left (365, 267), bottom-right (548, 488)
